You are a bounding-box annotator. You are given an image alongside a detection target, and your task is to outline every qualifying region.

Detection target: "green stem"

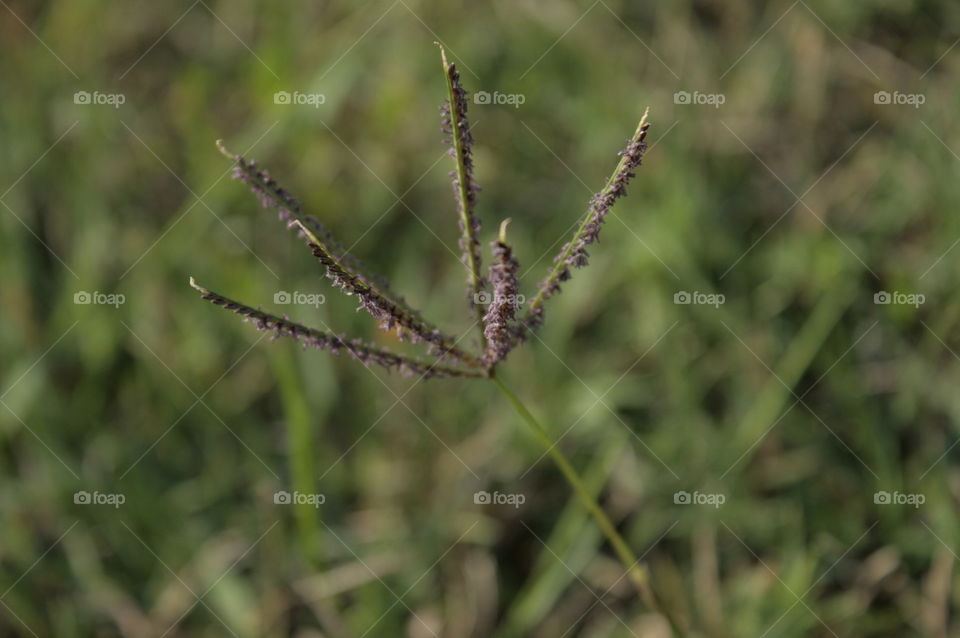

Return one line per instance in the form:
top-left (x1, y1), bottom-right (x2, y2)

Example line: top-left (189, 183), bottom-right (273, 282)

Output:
top-left (491, 374), bottom-right (680, 632)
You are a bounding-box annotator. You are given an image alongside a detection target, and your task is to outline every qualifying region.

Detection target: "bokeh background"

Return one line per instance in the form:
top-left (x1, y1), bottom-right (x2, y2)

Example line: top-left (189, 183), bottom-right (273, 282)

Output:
top-left (3, 1), bottom-right (960, 636)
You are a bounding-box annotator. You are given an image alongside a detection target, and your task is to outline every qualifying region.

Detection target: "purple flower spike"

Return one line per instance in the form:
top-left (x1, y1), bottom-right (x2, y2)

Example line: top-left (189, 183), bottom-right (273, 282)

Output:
top-left (483, 220), bottom-right (521, 365)
top-left (515, 109), bottom-right (651, 342)
top-left (189, 277), bottom-right (482, 379)
top-left (438, 44), bottom-right (486, 345)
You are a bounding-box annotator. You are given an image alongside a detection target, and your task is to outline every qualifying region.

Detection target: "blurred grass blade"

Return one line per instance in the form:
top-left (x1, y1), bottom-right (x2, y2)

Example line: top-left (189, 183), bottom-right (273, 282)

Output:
top-left (500, 429), bottom-right (627, 636)
top-left (270, 344), bottom-right (322, 567)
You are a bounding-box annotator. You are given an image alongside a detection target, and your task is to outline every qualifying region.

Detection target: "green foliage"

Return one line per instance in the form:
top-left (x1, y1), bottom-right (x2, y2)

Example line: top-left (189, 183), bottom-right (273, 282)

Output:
top-left (2, 1), bottom-right (960, 635)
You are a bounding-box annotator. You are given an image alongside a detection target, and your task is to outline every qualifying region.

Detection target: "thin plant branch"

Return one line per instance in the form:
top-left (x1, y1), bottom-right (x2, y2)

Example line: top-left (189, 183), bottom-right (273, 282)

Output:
top-left (438, 43), bottom-right (486, 351)
top-left (516, 109), bottom-right (652, 341)
top-left (189, 277), bottom-right (483, 379)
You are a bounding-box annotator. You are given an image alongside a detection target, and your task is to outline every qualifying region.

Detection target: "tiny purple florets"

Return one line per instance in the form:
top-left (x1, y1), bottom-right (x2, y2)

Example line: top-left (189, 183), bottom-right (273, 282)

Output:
top-left (563, 132), bottom-right (650, 271)
top-left (514, 113), bottom-right (651, 342)
top-left (305, 242), bottom-right (477, 367)
top-left (483, 239), bottom-right (521, 365)
top-left (191, 280), bottom-right (478, 379)
top-left (199, 71), bottom-right (652, 380)
top-left (441, 58), bottom-right (486, 312)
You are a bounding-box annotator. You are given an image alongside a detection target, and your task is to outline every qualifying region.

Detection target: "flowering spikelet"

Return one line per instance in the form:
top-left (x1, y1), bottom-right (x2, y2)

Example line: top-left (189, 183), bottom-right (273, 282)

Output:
top-left (483, 220), bottom-right (520, 365)
top-left (515, 109), bottom-right (652, 341)
top-left (217, 142), bottom-right (481, 365)
top-left (438, 44), bottom-right (486, 344)
top-left (290, 221), bottom-right (483, 368)
top-left (565, 113), bottom-right (651, 269)
top-left (217, 141), bottom-right (401, 303)
top-left (189, 278), bottom-right (482, 379)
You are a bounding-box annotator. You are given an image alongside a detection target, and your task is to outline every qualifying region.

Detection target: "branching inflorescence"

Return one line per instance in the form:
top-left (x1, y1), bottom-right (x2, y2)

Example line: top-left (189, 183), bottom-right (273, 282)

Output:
top-left (191, 47), bottom-right (651, 380)
top-left (190, 47), bottom-right (670, 622)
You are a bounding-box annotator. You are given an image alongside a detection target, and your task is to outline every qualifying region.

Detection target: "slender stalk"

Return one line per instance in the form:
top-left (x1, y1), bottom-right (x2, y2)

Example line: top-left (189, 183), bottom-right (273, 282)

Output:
top-left (491, 374), bottom-right (679, 631)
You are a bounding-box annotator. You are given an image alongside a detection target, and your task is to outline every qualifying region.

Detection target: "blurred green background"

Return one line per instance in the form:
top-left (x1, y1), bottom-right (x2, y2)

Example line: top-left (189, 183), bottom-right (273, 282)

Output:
top-left (3, 1), bottom-right (960, 636)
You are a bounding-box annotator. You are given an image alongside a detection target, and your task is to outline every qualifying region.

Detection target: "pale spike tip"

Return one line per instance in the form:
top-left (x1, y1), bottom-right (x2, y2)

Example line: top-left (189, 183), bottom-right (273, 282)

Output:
top-left (215, 139), bottom-right (235, 159)
top-left (435, 41), bottom-right (450, 68)
top-left (498, 218), bottom-right (511, 244)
